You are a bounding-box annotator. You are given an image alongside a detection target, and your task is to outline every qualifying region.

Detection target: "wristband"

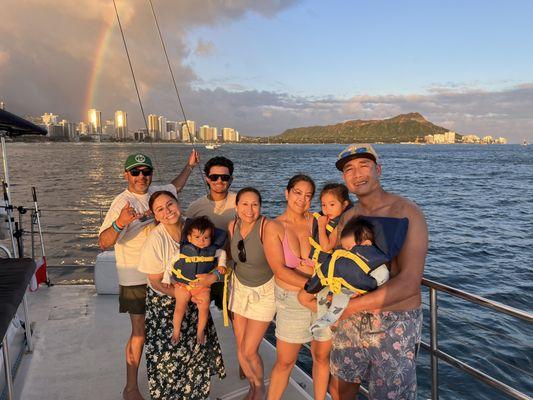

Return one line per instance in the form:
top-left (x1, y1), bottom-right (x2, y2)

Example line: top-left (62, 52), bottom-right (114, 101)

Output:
top-left (112, 221), bottom-right (123, 233)
top-left (213, 269), bottom-right (223, 282)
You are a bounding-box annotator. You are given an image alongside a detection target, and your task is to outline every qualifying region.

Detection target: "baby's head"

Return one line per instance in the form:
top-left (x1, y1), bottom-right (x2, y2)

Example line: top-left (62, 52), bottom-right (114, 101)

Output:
top-left (185, 216), bottom-right (215, 249)
top-left (340, 217), bottom-right (374, 250)
top-left (320, 183), bottom-right (352, 220)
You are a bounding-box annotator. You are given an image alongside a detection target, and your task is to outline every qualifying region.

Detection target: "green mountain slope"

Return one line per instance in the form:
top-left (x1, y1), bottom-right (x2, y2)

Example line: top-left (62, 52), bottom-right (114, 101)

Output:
top-left (265, 112), bottom-right (454, 143)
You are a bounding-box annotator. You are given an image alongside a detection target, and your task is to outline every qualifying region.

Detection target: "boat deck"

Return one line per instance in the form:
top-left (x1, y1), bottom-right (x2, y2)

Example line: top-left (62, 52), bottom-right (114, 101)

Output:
top-left (9, 285), bottom-right (313, 399)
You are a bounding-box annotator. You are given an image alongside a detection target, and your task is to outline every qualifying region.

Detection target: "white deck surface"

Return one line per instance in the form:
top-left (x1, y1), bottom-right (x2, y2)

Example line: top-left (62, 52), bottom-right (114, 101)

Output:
top-left (9, 285), bottom-right (312, 399)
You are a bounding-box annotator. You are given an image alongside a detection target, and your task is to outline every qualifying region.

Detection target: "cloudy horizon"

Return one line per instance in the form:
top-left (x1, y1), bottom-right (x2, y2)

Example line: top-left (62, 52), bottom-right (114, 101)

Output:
top-left (1, 0), bottom-right (532, 142)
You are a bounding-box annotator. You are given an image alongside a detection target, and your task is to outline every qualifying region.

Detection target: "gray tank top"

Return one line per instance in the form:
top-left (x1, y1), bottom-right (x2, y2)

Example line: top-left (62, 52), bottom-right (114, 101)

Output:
top-left (230, 217), bottom-right (273, 287)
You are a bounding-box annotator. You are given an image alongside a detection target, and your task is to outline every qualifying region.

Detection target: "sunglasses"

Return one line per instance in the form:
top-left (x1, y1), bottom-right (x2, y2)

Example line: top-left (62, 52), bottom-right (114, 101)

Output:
top-left (208, 174), bottom-right (231, 182)
top-left (129, 168), bottom-right (153, 177)
top-left (237, 239), bottom-right (246, 263)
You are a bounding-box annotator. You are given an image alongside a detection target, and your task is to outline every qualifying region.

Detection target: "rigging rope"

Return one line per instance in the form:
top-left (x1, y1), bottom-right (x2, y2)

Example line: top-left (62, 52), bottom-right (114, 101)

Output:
top-left (147, 0), bottom-right (208, 194)
top-left (112, 0), bottom-right (150, 138)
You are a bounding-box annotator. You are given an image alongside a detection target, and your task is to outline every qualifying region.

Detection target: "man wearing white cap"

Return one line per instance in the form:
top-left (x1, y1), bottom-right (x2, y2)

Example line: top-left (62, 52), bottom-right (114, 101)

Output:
top-left (99, 150), bottom-right (198, 400)
top-left (329, 144), bottom-right (428, 400)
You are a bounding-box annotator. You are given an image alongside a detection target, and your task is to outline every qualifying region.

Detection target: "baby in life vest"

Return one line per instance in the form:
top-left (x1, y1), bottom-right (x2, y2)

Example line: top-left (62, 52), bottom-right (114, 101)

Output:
top-left (299, 217), bottom-right (392, 332)
top-left (167, 216), bottom-right (226, 345)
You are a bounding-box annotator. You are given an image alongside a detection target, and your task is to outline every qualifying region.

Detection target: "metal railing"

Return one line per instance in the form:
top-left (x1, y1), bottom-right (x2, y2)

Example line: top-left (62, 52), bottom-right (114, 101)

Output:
top-left (421, 278), bottom-right (532, 400)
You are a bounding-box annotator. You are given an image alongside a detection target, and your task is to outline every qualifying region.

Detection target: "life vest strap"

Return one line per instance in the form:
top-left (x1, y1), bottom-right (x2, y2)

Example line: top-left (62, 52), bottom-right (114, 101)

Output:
top-left (178, 254), bottom-right (216, 263)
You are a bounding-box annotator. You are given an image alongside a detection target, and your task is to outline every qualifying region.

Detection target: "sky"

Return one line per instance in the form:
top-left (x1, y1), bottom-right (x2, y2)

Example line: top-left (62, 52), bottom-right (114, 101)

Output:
top-left (1, 0), bottom-right (533, 142)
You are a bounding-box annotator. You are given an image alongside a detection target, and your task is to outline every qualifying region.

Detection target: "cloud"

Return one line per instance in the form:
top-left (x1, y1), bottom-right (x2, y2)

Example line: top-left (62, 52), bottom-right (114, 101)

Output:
top-left (194, 39), bottom-right (215, 57)
top-left (0, 0), bottom-right (531, 143)
top-left (0, 0), bottom-right (298, 123)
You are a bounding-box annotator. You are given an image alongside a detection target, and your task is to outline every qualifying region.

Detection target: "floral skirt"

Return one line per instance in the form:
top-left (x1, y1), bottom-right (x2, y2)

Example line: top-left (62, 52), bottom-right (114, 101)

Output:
top-left (145, 287), bottom-right (226, 399)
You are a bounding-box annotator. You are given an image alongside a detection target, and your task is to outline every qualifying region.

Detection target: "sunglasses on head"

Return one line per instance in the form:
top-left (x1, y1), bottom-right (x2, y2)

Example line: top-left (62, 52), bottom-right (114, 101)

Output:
top-left (129, 168), bottom-right (153, 177)
top-left (237, 239), bottom-right (246, 263)
top-left (208, 174), bottom-right (231, 182)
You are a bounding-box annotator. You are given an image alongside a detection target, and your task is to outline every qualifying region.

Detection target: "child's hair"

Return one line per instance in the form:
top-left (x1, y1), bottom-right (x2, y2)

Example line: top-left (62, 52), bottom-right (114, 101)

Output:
top-left (340, 217), bottom-right (375, 244)
top-left (185, 216), bottom-right (215, 239)
top-left (320, 183), bottom-right (352, 206)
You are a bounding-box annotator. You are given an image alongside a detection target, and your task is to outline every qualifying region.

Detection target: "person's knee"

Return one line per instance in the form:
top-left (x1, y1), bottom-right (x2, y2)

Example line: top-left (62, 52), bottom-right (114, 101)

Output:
top-left (242, 344), bottom-right (259, 364)
top-left (274, 356), bottom-right (296, 372)
top-left (312, 349), bottom-right (330, 366)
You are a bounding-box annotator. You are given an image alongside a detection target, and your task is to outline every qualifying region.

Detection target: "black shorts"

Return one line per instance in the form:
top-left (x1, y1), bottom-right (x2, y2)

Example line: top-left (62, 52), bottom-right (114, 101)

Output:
top-left (119, 284), bottom-right (147, 314)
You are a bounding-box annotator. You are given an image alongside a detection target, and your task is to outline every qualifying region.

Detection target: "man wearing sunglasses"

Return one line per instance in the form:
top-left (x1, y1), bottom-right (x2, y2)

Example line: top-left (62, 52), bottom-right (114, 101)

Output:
top-left (186, 156), bottom-right (237, 309)
top-left (98, 150), bottom-right (198, 400)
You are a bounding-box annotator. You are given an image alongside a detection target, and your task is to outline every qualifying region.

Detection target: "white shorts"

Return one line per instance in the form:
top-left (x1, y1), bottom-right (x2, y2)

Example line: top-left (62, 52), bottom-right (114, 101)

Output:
top-left (229, 274), bottom-right (276, 322)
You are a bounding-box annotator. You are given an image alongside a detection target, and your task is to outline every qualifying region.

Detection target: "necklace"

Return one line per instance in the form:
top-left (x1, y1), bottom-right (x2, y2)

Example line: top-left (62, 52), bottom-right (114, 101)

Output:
top-left (211, 194), bottom-right (228, 214)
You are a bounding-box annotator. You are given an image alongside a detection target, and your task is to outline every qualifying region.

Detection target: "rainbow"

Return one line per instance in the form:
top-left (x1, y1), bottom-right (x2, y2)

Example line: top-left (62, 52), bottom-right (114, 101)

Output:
top-left (83, 22), bottom-right (115, 117)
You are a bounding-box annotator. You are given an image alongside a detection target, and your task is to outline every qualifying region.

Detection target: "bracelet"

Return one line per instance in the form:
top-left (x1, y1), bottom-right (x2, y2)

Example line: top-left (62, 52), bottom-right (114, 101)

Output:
top-left (112, 221), bottom-right (123, 233)
top-left (186, 164), bottom-right (195, 171)
top-left (213, 269), bottom-right (223, 282)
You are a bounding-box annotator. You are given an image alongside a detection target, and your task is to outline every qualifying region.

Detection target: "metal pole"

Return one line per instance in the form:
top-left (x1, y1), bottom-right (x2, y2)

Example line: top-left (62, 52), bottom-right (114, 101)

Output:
top-left (1, 135), bottom-right (18, 258)
top-left (21, 295), bottom-right (34, 352)
top-left (430, 287), bottom-right (439, 400)
top-left (2, 336), bottom-right (14, 400)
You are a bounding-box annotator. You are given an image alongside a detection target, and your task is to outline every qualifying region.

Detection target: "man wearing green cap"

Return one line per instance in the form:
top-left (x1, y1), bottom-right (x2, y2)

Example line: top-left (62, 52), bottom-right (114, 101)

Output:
top-left (98, 149), bottom-right (198, 400)
top-left (329, 144), bottom-right (428, 400)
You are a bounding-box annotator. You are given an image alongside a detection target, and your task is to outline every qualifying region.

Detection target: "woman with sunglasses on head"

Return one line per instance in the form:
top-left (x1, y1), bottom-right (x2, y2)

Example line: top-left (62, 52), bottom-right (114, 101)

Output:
top-left (138, 190), bottom-right (225, 400)
top-left (227, 187), bottom-right (274, 400)
top-left (264, 175), bottom-right (332, 400)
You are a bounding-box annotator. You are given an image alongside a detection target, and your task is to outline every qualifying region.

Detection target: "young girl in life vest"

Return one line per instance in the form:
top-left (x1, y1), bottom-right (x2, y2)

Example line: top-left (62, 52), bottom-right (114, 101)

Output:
top-left (312, 183), bottom-right (352, 256)
top-left (166, 216), bottom-right (226, 345)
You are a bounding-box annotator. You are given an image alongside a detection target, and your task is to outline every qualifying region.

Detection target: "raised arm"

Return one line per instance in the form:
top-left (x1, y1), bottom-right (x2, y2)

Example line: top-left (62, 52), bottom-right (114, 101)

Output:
top-left (341, 202), bottom-right (428, 315)
top-left (171, 149), bottom-right (199, 192)
top-left (263, 220), bottom-right (309, 288)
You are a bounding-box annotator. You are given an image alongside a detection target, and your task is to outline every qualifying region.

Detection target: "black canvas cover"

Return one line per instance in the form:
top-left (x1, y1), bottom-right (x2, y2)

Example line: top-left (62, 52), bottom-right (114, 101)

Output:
top-left (0, 258), bottom-right (35, 340)
top-left (0, 109), bottom-right (47, 136)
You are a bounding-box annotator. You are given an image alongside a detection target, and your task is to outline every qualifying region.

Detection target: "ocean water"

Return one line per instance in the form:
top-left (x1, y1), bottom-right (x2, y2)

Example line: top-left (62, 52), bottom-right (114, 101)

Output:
top-left (2, 142), bottom-right (532, 399)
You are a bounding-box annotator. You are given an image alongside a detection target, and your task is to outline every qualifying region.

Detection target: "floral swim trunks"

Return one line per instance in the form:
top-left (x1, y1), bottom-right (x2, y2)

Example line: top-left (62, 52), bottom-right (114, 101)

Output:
top-left (330, 307), bottom-right (422, 400)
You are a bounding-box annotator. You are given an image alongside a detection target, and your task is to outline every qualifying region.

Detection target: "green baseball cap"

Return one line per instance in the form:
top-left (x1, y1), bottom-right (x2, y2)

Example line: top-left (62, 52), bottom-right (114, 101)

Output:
top-left (335, 144), bottom-right (379, 171)
top-left (124, 153), bottom-right (153, 171)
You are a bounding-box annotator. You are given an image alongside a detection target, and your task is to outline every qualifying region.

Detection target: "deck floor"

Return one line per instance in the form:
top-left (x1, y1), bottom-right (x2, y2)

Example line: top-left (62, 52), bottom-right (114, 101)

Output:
top-left (10, 285), bottom-right (311, 399)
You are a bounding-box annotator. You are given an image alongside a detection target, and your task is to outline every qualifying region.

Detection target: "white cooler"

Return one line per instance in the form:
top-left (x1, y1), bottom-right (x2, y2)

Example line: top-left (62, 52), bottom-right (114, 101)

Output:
top-left (94, 251), bottom-right (119, 294)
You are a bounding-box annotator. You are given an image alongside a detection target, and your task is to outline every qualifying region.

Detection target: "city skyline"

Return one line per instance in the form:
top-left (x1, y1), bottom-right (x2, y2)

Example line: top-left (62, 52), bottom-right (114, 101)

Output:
top-left (29, 106), bottom-right (240, 143)
top-left (1, 1), bottom-right (533, 142)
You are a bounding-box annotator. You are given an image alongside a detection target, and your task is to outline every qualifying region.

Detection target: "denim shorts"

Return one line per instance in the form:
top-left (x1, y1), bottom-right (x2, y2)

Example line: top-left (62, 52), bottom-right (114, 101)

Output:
top-left (274, 283), bottom-right (332, 344)
top-left (330, 308), bottom-right (422, 400)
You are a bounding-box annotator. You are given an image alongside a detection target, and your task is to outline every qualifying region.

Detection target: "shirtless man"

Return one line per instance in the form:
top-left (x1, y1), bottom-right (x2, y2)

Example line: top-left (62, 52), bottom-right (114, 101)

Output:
top-left (328, 144), bottom-right (428, 400)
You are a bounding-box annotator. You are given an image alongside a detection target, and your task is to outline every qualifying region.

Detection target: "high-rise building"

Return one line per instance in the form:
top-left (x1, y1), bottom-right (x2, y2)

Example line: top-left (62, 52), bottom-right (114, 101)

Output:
top-left (158, 116), bottom-right (168, 141)
top-left (87, 109), bottom-right (102, 133)
top-left (181, 120), bottom-right (195, 142)
top-left (47, 124), bottom-right (63, 138)
top-left (199, 125), bottom-right (210, 141)
top-left (60, 120), bottom-right (78, 140)
top-left (42, 113), bottom-right (59, 125)
top-left (148, 114), bottom-right (159, 140)
top-left (114, 110), bottom-right (128, 140)
top-left (444, 131), bottom-right (456, 144)
top-left (209, 127), bottom-right (218, 142)
top-left (78, 122), bottom-right (88, 135)
top-left (222, 127), bottom-right (237, 142)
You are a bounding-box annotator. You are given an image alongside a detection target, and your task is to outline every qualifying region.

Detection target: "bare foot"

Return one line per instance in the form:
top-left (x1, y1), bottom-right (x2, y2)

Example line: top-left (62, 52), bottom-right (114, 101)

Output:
top-left (196, 330), bottom-right (205, 345)
top-left (123, 387), bottom-right (144, 400)
top-left (171, 330), bottom-right (180, 345)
